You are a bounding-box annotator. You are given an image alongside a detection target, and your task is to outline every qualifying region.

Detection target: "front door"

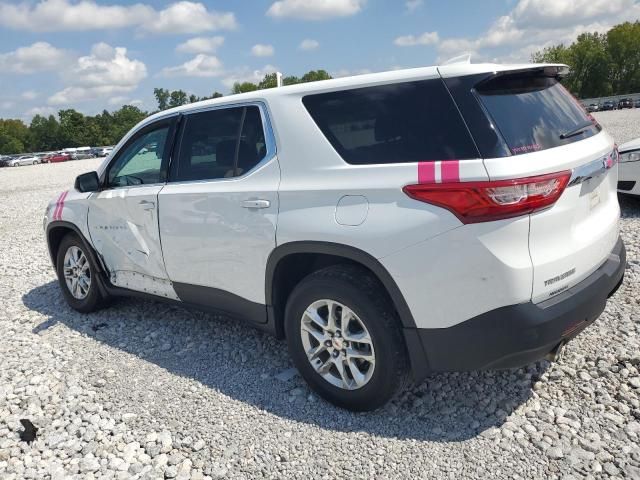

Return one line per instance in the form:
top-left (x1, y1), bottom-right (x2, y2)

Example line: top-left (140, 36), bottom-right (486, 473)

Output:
top-left (88, 118), bottom-right (177, 298)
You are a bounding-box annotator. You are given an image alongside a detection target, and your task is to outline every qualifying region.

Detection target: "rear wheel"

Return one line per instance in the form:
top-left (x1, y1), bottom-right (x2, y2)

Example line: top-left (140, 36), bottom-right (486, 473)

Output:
top-left (285, 265), bottom-right (409, 411)
top-left (56, 233), bottom-right (107, 313)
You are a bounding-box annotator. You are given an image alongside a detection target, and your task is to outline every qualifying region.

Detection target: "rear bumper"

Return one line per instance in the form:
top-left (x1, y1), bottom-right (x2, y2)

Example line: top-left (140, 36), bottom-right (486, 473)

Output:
top-left (405, 237), bottom-right (625, 380)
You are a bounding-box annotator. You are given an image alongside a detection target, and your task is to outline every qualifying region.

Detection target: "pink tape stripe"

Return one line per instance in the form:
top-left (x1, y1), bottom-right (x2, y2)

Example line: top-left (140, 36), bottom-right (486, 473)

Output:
top-left (54, 191), bottom-right (68, 220)
top-left (440, 160), bottom-right (460, 183)
top-left (418, 162), bottom-right (435, 184)
top-left (52, 191), bottom-right (65, 221)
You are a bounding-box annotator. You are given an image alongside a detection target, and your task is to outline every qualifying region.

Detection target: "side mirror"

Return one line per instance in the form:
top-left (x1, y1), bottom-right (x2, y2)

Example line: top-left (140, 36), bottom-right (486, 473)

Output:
top-left (75, 171), bottom-right (100, 193)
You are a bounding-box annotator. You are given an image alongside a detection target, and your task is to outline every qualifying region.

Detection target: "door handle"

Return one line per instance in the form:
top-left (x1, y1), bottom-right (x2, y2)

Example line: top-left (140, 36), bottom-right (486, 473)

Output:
top-left (241, 199), bottom-right (270, 209)
top-left (138, 200), bottom-right (156, 210)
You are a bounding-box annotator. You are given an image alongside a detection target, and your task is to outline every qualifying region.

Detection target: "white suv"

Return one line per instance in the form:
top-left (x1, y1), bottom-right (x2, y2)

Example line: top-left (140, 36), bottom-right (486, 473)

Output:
top-left (44, 63), bottom-right (625, 411)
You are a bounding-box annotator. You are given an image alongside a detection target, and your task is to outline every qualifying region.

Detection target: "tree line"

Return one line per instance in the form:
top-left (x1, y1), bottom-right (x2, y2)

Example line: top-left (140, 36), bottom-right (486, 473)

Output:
top-left (0, 69), bottom-right (334, 155)
top-left (532, 21), bottom-right (640, 99)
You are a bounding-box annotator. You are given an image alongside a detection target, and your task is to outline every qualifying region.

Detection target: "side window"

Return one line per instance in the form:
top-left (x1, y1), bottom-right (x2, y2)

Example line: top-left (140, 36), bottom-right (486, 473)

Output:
top-left (171, 105), bottom-right (267, 182)
top-left (107, 124), bottom-right (170, 187)
top-left (302, 79), bottom-right (479, 165)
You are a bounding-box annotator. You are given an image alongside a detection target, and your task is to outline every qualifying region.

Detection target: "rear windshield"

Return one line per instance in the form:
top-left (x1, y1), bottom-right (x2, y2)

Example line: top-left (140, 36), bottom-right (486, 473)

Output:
top-left (476, 74), bottom-right (601, 155)
top-left (302, 79), bottom-right (478, 165)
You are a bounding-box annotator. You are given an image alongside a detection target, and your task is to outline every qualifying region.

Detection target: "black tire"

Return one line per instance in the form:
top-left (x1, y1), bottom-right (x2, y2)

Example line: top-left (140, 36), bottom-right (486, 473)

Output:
top-left (284, 265), bottom-right (410, 411)
top-left (55, 233), bottom-right (106, 313)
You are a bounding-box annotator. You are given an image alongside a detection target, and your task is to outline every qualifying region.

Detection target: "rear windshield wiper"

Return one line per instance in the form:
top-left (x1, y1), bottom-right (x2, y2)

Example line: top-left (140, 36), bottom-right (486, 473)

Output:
top-left (559, 121), bottom-right (594, 139)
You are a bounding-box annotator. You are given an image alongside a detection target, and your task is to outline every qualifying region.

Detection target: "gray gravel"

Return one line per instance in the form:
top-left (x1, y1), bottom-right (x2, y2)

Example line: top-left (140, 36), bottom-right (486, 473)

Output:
top-left (1, 110), bottom-right (640, 479)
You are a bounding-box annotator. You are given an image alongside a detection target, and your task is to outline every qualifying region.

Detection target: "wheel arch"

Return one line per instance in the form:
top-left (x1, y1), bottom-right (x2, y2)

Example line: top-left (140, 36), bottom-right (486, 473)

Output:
top-left (46, 221), bottom-right (104, 274)
top-left (265, 241), bottom-right (417, 334)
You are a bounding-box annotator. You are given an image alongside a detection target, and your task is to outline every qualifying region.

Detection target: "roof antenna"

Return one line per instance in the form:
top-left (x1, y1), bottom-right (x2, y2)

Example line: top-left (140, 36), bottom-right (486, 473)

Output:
top-left (442, 53), bottom-right (472, 65)
top-left (276, 72), bottom-right (283, 87)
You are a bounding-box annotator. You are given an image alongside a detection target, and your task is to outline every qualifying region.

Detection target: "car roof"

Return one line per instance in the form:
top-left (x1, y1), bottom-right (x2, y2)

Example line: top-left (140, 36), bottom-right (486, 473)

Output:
top-left (142, 62), bottom-right (568, 122)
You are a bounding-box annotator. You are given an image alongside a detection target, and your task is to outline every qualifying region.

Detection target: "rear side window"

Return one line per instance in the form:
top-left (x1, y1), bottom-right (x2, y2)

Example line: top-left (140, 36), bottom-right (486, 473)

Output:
top-left (171, 105), bottom-right (267, 182)
top-left (476, 74), bottom-right (601, 155)
top-left (302, 79), bottom-right (478, 165)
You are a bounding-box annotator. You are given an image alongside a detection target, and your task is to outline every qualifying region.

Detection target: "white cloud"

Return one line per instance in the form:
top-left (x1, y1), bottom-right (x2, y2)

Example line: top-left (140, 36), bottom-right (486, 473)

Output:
top-left (221, 65), bottom-right (279, 88)
top-left (251, 44), bottom-right (275, 57)
top-left (176, 36), bottom-right (224, 54)
top-left (299, 39), bottom-right (320, 50)
top-left (161, 54), bottom-right (224, 78)
top-left (266, 0), bottom-right (365, 20)
top-left (0, 0), bottom-right (236, 34)
top-left (0, 42), bottom-right (71, 74)
top-left (437, 0), bottom-right (640, 62)
top-left (48, 43), bottom-right (147, 105)
top-left (394, 31), bottom-right (439, 47)
top-left (405, 0), bottom-right (423, 12)
top-left (331, 68), bottom-right (372, 78)
top-left (512, 0), bottom-right (634, 28)
top-left (143, 2), bottom-right (237, 34)
top-left (26, 106), bottom-right (56, 117)
top-left (21, 90), bottom-right (39, 100)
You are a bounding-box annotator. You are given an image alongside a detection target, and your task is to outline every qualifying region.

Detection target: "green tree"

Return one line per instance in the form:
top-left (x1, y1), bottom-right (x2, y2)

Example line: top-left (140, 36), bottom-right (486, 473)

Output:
top-left (29, 114), bottom-right (61, 151)
top-left (0, 129), bottom-right (24, 154)
top-left (110, 105), bottom-right (147, 144)
top-left (232, 82), bottom-right (259, 94)
top-left (300, 70), bottom-right (332, 83)
top-left (568, 33), bottom-right (611, 98)
top-left (168, 90), bottom-right (189, 108)
top-left (154, 88), bottom-right (170, 111)
top-left (606, 21), bottom-right (640, 95)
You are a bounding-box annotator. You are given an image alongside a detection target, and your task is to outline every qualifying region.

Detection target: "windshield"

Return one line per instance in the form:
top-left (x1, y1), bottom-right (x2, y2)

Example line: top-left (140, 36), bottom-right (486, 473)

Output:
top-left (476, 74), bottom-right (601, 155)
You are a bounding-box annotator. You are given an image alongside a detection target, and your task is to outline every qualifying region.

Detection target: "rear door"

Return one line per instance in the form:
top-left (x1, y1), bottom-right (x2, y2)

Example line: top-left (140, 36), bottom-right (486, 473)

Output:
top-left (158, 103), bottom-right (279, 320)
top-left (446, 67), bottom-right (619, 303)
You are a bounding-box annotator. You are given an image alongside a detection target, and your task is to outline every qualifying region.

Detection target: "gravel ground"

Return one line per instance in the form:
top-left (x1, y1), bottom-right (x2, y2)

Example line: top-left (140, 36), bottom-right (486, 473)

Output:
top-left (1, 110), bottom-right (640, 479)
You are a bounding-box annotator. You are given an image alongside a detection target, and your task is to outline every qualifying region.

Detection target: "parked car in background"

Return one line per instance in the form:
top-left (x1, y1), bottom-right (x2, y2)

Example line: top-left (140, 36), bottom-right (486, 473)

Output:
top-left (46, 153), bottom-right (72, 163)
top-left (94, 146), bottom-right (114, 157)
top-left (7, 155), bottom-right (40, 166)
top-left (44, 62), bottom-right (625, 410)
top-left (601, 100), bottom-right (616, 111)
top-left (0, 155), bottom-right (11, 167)
top-left (618, 98), bottom-right (633, 109)
top-left (618, 137), bottom-right (640, 196)
top-left (587, 103), bottom-right (600, 112)
top-left (71, 151), bottom-right (96, 160)
top-left (634, 99), bottom-right (640, 108)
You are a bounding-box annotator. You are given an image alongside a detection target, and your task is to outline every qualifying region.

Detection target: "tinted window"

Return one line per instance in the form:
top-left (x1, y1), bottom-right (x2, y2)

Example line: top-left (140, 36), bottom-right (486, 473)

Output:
top-left (302, 79), bottom-right (478, 165)
top-left (476, 74), bottom-right (601, 155)
top-left (107, 125), bottom-right (169, 187)
top-left (172, 105), bottom-right (267, 182)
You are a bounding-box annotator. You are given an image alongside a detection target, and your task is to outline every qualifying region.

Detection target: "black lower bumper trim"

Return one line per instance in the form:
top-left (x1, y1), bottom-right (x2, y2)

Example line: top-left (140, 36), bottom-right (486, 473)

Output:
top-left (405, 237), bottom-right (626, 380)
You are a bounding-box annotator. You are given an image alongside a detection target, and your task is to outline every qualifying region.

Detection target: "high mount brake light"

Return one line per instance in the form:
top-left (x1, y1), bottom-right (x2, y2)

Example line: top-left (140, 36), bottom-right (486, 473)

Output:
top-left (403, 171), bottom-right (572, 224)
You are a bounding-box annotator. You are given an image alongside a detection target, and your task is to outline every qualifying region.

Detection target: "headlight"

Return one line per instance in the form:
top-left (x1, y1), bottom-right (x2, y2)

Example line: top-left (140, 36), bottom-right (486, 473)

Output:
top-left (620, 150), bottom-right (640, 163)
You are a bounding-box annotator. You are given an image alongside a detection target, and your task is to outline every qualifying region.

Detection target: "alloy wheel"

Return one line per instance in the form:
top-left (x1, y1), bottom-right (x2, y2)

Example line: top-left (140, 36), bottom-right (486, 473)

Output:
top-left (300, 299), bottom-right (375, 390)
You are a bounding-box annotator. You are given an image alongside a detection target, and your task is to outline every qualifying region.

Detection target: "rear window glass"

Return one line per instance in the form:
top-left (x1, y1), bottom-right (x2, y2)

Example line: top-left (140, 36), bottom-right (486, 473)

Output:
top-left (476, 75), bottom-right (601, 155)
top-left (171, 105), bottom-right (267, 182)
top-left (302, 79), bottom-right (478, 165)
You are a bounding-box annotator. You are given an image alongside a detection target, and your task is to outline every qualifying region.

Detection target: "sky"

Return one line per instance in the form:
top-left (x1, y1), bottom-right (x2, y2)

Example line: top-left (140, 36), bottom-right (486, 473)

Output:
top-left (0, 0), bottom-right (638, 121)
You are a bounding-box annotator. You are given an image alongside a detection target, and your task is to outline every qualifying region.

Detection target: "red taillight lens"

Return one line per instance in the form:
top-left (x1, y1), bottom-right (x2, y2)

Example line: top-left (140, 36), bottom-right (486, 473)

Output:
top-left (403, 171), bottom-right (571, 224)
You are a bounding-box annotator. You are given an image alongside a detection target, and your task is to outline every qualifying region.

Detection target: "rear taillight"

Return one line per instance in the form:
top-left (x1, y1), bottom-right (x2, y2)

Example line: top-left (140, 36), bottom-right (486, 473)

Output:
top-left (403, 171), bottom-right (571, 224)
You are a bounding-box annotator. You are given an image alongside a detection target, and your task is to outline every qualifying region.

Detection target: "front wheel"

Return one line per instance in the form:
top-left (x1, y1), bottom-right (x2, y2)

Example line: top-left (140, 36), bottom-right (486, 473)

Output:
top-left (56, 233), bottom-right (107, 313)
top-left (285, 265), bottom-right (409, 411)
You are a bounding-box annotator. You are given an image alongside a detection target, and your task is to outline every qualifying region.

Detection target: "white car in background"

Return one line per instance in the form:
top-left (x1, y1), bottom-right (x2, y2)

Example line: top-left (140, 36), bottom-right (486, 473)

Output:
top-left (8, 155), bottom-right (40, 166)
top-left (618, 138), bottom-right (640, 196)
